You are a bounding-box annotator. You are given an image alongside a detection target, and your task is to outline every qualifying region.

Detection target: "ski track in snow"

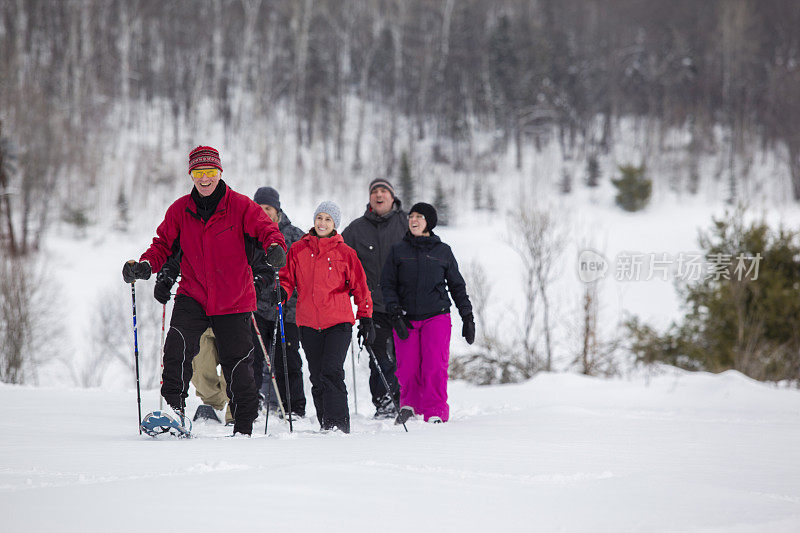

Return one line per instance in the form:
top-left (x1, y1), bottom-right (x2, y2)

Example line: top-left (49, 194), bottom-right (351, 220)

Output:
top-left (0, 461), bottom-right (253, 492)
top-left (358, 460), bottom-right (616, 486)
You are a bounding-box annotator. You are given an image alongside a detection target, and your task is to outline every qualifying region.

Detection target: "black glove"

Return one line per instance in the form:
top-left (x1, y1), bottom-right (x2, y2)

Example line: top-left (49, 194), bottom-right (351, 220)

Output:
top-left (357, 317), bottom-right (376, 346)
top-left (267, 285), bottom-right (288, 307)
top-left (253, 275), bottom-right (270, 300)
top-left (390, 312), bottom-right (413, 341)
top-left (462, 313), bottom-right (475, 345)
top-left (122, 260), bottom-right (151, 283)
top-left (265, 244), bottom-right (286, 268)
top-left (154, 270), bottom-right (176, 305)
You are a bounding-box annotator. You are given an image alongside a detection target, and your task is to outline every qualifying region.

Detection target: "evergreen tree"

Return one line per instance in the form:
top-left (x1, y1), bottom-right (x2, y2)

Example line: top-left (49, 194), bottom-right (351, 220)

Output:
top-left (473, 181), bottom-right (482, 210)
top-left (487, 189), bottom-right (497, 212)
top-left (586, 154), bottom-right (601, 187)
top-left (560, 168), bottom-right (572, 194)
top-left (433, 180), bottom-right (449, 226)
top-left (115, 187), bottom-right (129, 231)
top-left (489, 15), bottom-right (518, 114)
top-left (612, 164), bottom-right (651, 211)
top-left (398, 151), bottom-right (414, 204)
top-left (627, 209), bottom-right (800, 383)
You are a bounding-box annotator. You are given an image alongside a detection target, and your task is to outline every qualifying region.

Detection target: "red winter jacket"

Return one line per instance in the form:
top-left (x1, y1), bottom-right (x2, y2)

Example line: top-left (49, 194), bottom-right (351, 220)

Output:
top-left (280, 232), bottom-right (372, 330)
top-left (140, 186), bottom-right (286, 316)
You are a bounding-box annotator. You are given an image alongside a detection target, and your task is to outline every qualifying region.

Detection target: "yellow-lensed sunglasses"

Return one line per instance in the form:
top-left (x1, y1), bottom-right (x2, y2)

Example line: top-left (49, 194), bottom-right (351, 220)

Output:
top-left (190, 168), bottom-right (220, 179)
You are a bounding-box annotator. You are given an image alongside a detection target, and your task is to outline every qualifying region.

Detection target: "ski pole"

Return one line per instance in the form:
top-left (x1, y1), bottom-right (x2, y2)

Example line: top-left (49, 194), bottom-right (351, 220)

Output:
top-left (362, 340), bottom-right (407, 432)
top-left (350, 336), bottom-right (358, 416)
top-left (264, 299), bottom-right (281, 435)
top-left (159, 304), bottom-right (166, 410)
top-left (251, 313), bottom-right (288, 426)
top-left (130, 283), bottom-right (143, 435)
top-left (278, 300), bottom-right (293, 432)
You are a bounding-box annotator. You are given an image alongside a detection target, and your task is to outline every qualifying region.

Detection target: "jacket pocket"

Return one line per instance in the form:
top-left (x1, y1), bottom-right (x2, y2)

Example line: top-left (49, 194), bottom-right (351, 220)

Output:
top-left (215, 224), bottom-right (234, 236)
top-left (325, 259), bottom-right (348, 289)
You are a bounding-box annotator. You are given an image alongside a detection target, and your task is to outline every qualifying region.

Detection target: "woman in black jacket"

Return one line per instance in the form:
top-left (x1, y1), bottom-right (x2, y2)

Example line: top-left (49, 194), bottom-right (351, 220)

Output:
top-left (381, 203), bottom-right (475, 424)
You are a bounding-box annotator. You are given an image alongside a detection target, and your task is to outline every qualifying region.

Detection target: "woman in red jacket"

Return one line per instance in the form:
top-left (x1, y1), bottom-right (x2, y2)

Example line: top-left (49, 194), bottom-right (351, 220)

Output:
top-left (280, 201), bottom-right (374, 433)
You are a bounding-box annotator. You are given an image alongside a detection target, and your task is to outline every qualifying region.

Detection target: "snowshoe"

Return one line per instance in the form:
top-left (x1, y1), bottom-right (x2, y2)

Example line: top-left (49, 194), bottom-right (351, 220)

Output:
top-left (140, 410), bottom-right (192, 438)
top-left (428, 416), bottom-right (443, 424)
top-left (193, 404), bottom-right (221, 423)
top-left (394, 406), bottom-right (414, 426)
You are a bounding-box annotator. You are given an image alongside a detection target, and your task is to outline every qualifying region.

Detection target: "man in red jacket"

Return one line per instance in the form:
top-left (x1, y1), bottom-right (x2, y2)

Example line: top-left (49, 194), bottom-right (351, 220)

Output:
top-left (123, 146), bottom-right (286, 436)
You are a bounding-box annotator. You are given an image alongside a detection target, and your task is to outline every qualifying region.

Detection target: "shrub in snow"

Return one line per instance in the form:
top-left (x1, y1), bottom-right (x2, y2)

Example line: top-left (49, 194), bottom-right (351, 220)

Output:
top-left (586, 154), bottom-right (600, 187)
top-left (399, 151), bottom-right (414, 204)
top-left (433, 181), bottom-right (450, 226)
top-left (626, 208), bottom-right (800, 384)
top-left (612, 164), bottom-right (651, 212)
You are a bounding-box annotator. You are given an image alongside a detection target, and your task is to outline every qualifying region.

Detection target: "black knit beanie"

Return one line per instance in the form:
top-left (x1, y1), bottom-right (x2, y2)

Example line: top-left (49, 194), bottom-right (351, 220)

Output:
top-left (409, 202), bottom-right (437, 232)
top-left (253, 186), bottom-right (280, 210)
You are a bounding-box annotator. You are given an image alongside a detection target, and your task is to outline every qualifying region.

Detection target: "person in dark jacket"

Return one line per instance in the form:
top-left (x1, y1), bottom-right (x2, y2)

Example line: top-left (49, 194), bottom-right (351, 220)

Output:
top-left (342, 178), bottom-right (405, 418)
top-left (251, 186), bottom-right (307, 418)
top-left (381, 202), bottom-right (475, 425)
top-left (280, 201), bottom-right (374, 433)
top-left (154, 247), bottom-right (233, 425)
top-left (122, 145), bottom-right (287, 436)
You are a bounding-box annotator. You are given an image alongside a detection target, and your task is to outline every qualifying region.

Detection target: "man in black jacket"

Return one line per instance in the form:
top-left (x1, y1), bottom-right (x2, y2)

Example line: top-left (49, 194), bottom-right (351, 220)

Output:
top-left (341, 178), bottom-right (405, 418)
top-left (251, 186), bottom-right (307, 418)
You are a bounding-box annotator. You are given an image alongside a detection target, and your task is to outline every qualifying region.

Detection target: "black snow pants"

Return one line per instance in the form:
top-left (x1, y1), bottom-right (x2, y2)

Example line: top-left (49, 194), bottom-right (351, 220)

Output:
top-left (368, 311), bottom-right (401, 409)
top-left (161, 295), bottom-right (258, 434)
top-left (299, 323), bottom-right (352, 433)
top-left (252, 313), bottom-right (307, 416)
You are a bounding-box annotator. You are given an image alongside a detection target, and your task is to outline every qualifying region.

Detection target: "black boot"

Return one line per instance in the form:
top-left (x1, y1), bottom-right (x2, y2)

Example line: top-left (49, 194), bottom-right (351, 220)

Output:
top-left (233, 421), bottom-right (253, 436)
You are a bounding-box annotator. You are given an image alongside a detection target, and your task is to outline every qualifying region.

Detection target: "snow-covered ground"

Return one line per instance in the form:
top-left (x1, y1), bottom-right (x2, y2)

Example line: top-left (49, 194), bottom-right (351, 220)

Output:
top-left (1, 368), bottom-right (799, 532)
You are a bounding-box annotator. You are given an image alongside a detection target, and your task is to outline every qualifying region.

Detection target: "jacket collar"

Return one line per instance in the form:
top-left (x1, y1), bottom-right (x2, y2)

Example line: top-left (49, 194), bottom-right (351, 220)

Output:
top-left (363, 199), bottom-right (403, 224)
top-left (278, 211), bottom-right (293, 230)
top-left (186, 180), bottom-right (229, 221)
top-left (404, 230), bottom-right (440, 249)
top-left (303, 230), bottom-right (343, 253)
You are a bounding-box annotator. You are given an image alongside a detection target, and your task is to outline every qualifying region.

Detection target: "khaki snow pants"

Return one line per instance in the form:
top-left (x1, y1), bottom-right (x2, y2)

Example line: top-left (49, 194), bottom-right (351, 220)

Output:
top-left (190, 328), bottom-right (233, 424)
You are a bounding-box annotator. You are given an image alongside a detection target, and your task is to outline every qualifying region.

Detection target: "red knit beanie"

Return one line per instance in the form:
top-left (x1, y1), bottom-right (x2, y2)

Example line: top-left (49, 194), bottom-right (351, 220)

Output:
top-left (188, 146), bottom-right (222, 173)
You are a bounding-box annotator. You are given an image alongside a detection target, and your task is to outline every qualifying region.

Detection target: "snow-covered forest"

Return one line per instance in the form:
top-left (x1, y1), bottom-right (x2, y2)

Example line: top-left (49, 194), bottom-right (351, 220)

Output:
top-left (3, 0), bottom-right (800, 234)
top-left (2, 1), bottom-right (800, 531)
top-left (1, 0), bottom-right (799, 385)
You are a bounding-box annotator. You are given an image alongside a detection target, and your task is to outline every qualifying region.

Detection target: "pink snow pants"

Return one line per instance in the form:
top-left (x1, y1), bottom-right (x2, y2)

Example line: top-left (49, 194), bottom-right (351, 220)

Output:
top-left (393, 313), bottom-right (452, 422)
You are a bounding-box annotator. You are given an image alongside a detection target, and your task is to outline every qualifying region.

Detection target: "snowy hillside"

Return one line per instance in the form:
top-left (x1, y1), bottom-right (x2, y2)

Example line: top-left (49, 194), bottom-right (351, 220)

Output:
top-left (1, 369), bottom-right (799, 532)
top-left (36, 179), bottom-right (800, 389)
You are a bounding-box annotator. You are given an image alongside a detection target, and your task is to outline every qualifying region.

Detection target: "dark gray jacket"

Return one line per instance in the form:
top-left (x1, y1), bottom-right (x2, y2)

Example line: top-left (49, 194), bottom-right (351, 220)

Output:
top-left (342, 200), bottom-right (407, 314)
top-left (255, 211), bottom-right (305, 323)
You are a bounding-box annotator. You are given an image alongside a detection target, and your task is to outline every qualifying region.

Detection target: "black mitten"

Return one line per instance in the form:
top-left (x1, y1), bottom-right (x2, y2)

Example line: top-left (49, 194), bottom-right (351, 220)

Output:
top-left (462, 313), bottom-right (476, 345)
top-left (122, 260), bottom-right (151, 283)
top-left (358, 318), bottom-right (376, 346)
top-left (265, 244), bottom-right (286, 268)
